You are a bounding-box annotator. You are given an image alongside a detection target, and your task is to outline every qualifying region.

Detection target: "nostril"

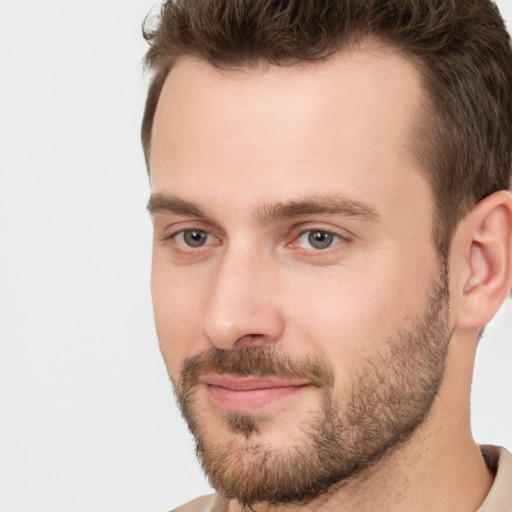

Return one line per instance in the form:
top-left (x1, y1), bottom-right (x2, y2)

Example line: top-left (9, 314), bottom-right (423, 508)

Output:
top-left (233, 334), bottom-right (267, 348)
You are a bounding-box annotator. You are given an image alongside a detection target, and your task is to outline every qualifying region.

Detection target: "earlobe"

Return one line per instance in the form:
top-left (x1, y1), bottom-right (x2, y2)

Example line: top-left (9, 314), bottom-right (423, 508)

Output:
top-left (455, 190), bottom-right (512, 330)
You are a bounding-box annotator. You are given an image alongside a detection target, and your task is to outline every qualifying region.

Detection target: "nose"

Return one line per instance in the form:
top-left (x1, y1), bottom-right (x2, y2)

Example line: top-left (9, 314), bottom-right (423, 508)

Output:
top-left (202, 247), bottom-right (285, 350)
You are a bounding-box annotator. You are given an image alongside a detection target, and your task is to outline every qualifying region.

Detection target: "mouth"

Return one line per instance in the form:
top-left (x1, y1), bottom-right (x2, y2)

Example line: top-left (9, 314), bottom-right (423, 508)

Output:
top-left (200, 374), bottom-right (312, 413)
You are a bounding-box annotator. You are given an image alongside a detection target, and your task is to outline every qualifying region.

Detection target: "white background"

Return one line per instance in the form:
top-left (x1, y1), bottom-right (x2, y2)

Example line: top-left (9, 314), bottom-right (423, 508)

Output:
top-left (0, 1), bottom-right (511, 511)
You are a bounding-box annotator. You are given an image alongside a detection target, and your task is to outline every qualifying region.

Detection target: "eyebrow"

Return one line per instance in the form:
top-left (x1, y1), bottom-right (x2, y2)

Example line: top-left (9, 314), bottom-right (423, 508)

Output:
top-left (147, 192), bottom-right (379, 223)
top-left (256, 194), bottom-right (380, 223)
top-left (147, 194), bottom-right (205, 217)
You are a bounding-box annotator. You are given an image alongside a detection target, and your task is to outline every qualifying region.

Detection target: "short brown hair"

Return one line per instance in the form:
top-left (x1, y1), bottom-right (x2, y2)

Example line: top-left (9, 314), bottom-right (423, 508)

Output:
top-left (142, 0), bottom-right (512, 257)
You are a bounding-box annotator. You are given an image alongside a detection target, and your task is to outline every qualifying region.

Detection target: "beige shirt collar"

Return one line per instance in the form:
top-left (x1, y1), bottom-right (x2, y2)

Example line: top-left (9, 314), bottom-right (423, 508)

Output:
top-left (478, 446), bottom-right (512, 512)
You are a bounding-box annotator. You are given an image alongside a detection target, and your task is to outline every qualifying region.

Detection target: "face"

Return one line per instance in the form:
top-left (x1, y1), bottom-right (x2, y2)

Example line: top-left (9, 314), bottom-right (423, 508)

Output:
top-left (149, 46), bottom-right (450, 506)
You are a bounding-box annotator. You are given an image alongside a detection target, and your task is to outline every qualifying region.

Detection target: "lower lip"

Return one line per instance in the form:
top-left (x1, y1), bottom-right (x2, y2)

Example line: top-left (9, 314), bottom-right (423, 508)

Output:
top-left (205, 384), bottom-right (310, 413)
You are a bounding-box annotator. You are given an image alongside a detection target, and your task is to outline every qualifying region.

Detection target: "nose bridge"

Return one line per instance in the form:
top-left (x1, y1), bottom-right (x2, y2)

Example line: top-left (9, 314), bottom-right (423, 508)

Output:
top-left (202, 240), bottom-right (283, 349)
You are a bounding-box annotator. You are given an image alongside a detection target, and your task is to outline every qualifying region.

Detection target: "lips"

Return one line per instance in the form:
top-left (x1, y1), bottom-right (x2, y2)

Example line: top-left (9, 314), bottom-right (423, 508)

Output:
top-left (200, 374), bottom-right (311, 413)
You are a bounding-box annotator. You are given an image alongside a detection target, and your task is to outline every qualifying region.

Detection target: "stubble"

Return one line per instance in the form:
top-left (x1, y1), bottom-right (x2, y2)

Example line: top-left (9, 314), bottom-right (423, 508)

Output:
top-left (173, 265), bottom-right (451, 507)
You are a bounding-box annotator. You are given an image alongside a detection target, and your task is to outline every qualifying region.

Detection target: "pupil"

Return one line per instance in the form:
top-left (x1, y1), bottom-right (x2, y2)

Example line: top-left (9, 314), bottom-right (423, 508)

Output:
top-left (185, 230), bottom-right (207, 247)
top-left (308, 230), bottom-right (333, 249)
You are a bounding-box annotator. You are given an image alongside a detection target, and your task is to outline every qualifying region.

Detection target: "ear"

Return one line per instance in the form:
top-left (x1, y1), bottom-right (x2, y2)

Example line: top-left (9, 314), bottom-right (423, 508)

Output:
top-left (452, 190), bottom-right (512, 330)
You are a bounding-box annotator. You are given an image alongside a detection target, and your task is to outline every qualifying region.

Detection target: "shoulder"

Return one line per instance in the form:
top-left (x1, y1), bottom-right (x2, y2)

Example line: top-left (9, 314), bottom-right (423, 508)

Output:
top-left (171, 494), bottom-right (225, 512)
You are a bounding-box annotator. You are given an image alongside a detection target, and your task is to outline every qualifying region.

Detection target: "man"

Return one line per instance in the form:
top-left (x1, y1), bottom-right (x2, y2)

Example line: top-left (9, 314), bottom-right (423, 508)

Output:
top-left (142, 0), bottom-right (512, 510)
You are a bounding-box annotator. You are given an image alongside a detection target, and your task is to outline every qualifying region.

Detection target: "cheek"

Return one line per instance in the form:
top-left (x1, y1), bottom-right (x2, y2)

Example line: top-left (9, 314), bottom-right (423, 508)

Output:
top-left (151, 259), bottom-right (209, 378)
top-left (283, 258), bottom-right (434, 369)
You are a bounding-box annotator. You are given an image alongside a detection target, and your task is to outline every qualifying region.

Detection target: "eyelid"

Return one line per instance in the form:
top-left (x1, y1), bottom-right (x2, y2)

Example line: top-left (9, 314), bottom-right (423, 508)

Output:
top-left (159, 219), bottom-right (214, 239)
top-left (160, 222), bottom-right (222, 250)
top-left (287, 225), bottom-right (352, 252)
top-left (289, 222), bottom-right (352, 240)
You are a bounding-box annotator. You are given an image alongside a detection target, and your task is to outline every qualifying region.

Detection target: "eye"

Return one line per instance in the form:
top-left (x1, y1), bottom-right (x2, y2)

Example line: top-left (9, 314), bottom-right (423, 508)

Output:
top-left (295, 229), bottom-right (344, 250)
top-left (174, 229), bottom-right (215, 248)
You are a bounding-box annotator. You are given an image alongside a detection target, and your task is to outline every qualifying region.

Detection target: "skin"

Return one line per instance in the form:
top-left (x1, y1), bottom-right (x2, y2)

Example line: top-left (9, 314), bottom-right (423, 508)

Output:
top-left (149, 43), bottom-right (512, 511)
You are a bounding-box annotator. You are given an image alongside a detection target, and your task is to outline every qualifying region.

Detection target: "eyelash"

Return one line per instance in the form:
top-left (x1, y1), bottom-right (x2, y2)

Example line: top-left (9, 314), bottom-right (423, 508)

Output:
top-left (291, 228), bottom-right (349, 252)
top-left (163, 227), bottom-right (219, 252)
top-left (163, 226), bottom-right (350, 254)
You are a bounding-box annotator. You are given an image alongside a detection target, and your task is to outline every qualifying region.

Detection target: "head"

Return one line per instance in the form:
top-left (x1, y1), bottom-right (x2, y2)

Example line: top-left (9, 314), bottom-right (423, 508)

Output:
top-left (143, 0), bottom-right (512, 508)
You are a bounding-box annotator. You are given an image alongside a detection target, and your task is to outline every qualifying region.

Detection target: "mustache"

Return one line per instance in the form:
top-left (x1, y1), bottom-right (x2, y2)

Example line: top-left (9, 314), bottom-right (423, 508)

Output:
top-left (177, 346), bottom-right (334, 393)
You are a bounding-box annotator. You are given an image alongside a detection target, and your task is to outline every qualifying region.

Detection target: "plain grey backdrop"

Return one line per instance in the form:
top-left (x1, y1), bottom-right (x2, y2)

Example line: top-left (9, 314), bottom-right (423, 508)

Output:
top-left (0, 1), bottom-right (511, 510)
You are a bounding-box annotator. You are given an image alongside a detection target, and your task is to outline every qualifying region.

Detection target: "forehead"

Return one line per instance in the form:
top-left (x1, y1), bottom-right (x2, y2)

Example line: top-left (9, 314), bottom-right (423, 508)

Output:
top-left (150, 44), bottom-right (429, 220)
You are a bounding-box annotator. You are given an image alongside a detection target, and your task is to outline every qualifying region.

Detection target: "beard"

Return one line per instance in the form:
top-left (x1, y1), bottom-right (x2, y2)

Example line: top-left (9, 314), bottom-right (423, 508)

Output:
top-left (172, 264), bottom-right (451, 508)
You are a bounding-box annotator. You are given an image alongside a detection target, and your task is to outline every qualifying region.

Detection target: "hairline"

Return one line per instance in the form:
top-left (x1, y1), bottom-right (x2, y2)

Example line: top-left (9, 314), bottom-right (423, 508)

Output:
top-left (143, 37), bottom-right (435, 171)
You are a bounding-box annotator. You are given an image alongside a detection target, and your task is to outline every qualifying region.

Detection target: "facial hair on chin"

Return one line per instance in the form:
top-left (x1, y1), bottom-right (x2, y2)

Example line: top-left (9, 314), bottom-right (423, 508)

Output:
top-left (172, 265), bottom-right (451, 508)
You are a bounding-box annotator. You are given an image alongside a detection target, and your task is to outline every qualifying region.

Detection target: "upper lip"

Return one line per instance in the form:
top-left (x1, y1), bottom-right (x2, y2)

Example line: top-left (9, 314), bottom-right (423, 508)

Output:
top-left (200, 375), bottom-right (311, 390)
